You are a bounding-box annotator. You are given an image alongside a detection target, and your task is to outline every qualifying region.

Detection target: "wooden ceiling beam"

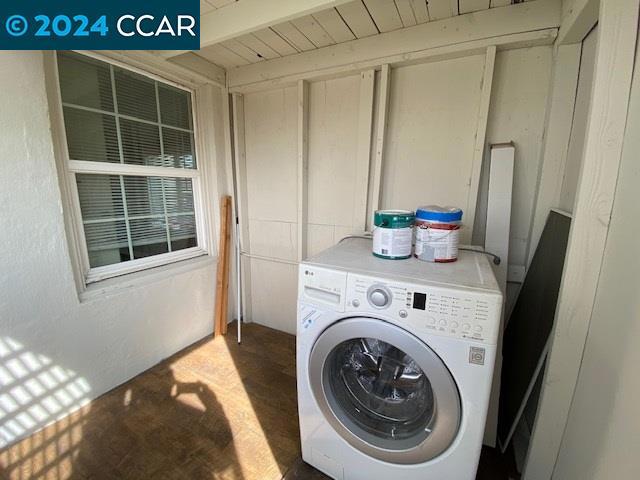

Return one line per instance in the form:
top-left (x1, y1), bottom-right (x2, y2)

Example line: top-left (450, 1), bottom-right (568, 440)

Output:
top-left (163, 0), bottom-right (354, 59)
top-left (228, 0), bottom-right (560, 90)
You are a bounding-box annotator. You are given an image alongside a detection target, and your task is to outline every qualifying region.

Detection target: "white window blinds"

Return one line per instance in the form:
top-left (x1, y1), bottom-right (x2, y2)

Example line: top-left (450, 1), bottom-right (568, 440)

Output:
top-left (57, 52), bottom-right (204, 279)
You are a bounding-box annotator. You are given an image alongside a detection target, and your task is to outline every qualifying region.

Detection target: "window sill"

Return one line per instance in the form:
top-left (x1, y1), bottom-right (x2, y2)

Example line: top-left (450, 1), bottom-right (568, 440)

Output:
top-left (79, 254), bottom-right (216, 303)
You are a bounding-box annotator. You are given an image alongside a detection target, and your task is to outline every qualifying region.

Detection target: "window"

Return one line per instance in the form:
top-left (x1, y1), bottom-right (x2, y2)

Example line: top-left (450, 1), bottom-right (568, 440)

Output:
top-left (56, 52), bottom-right (207, 283)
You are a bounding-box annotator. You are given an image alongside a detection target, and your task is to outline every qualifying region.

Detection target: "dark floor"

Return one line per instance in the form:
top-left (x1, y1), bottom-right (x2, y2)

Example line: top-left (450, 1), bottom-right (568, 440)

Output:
top-left (0, 321), bottom-right (516, 480)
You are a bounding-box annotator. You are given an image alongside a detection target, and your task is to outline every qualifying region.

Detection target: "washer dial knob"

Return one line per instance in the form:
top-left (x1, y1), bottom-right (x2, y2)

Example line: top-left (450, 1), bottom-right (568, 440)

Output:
top-left (367, 285), bottom-right (392, 309)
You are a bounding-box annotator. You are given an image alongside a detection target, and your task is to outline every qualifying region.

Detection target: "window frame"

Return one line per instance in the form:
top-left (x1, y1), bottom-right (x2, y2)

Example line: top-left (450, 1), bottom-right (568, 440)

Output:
top-left (51, 51), bottom-right (211, 286)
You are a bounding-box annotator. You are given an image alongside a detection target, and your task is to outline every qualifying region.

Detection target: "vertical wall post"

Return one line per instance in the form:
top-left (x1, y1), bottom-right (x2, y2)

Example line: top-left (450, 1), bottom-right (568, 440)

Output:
top-left (355, 69), bottom-right (375, 233)
top-left (465, 45), bottom-right (496, 243)
top-left (526, 43), bottom-right (581, 268)
top-left (370, 64), bottom-right (391, 227)
top-left (297, 80), bottom-right (310, 262)
top-left (450, 0), bottom-right (460, 16)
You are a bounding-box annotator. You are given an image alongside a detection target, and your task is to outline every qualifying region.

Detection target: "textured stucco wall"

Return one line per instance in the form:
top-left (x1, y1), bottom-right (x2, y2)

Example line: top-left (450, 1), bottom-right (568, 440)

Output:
top-left (0, 51), bottom-right (218, 447)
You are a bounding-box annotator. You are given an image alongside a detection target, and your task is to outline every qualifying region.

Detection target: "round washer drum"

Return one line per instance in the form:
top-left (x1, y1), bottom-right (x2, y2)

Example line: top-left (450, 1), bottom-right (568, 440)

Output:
top-left (308, 317), bottom-right (461, 465)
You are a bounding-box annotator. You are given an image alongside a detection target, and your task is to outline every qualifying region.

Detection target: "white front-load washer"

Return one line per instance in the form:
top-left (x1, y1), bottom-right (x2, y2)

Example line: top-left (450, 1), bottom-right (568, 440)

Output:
top-left (297, 238), bottom-right (502, 480)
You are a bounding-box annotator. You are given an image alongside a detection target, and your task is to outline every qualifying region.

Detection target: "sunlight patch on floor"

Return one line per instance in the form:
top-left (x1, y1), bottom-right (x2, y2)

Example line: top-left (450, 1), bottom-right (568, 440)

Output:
top-left (0, 337), bottom-right (91, 480)
top-left (170, 335), bottom-right (285, 480)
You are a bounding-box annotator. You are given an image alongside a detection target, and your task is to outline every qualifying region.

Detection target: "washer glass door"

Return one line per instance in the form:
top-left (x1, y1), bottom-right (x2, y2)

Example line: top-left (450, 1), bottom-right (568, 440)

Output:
top-left (309, 317), bottom-right (461, 464)
top-left (328, 337), bottom-right (434, 441)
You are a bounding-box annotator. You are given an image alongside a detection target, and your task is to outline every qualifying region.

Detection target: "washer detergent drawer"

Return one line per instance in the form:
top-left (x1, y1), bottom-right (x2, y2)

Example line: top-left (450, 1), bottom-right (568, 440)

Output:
top-left (298, 265), bottom-right (347, 312)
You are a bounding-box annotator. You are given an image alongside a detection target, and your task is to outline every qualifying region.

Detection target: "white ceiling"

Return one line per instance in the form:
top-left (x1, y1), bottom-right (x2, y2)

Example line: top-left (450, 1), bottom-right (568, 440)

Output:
top-left (193, 0), bottom-right (525, 70)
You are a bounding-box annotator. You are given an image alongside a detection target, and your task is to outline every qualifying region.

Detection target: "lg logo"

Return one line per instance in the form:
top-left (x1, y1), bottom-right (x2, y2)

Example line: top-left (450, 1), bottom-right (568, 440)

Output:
top-left (116, 15), bottom-right (196, 37)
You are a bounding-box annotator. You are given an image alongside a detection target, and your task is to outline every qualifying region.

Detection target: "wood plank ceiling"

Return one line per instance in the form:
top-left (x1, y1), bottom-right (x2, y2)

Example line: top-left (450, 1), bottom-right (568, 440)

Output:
top-left (200, 0), bottom-right (238, 15)
top-left (196, 1), bottom-right (522, 69)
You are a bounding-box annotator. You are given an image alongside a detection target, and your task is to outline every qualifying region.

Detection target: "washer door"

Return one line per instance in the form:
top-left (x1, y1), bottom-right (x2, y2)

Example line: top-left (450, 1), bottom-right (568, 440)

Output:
top-left (309, 317), bottom-right (461, 464)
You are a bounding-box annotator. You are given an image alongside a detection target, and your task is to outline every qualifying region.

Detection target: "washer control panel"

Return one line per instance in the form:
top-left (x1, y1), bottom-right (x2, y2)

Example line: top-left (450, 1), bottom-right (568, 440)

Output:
top-left (346, 273), bottom-right (502, 345)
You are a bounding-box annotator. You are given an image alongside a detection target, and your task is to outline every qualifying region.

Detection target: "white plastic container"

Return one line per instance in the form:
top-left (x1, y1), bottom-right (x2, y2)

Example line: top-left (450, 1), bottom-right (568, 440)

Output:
top-left (415, 206), bottom-right (463, 262)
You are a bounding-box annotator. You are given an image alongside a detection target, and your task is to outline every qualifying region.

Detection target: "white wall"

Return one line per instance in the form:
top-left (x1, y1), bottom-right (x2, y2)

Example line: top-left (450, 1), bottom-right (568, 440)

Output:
top-left (551, 34), bottom-right (640, 479)
top-left (243, 86), bottom-right (299, 334)
top-left (242, 75), bottom-right (372, 335)
top-left (0, 52), bottom-right (224, 447)
top-left (476, 45), bottom-right (554, 268)
top-left (239, 46), bottom-right (553, 334)
top-left (381, 54), bottom-right (485, 244)
top-left (307, 74), bottom-right (365, 255)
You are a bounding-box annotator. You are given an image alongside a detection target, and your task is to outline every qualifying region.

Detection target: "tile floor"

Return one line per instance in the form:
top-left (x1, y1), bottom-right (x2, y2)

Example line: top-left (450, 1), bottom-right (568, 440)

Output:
top-left (0, 322), bottom-right (515, 480)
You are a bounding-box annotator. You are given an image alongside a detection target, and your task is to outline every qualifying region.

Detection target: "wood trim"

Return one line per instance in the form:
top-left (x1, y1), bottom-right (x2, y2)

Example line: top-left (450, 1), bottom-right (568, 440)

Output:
top-left (484, 142), bottom-right (515, 447)
top-left (369, 64), bottom-right (391, 224)
top-left (297, 80), bottom-right (310, 262)
top-left (227, 0), bottom-right (560, 89)
top-left (95, 50), bottom-right (225, 88)
top-left (228, 29), bottom-right (556, 95)
top-left (524, 1), bottom-right (640, 478)
top-left (354, 70), bottom-right (375, 232)
top-left (557, 0), bottom-right (599, 45)
top-left (168, 52), bottom-right (227, 86)
top-left (527, 43), bottom-right (581, 268)
top-left (450, 0), bottom-right (460, 16)
top-left (214, 195), bottom-right (232, 336)
top-left (465, 45), bottom-right (496, 243)
top-left (486, 143), bottom-right (514, 293)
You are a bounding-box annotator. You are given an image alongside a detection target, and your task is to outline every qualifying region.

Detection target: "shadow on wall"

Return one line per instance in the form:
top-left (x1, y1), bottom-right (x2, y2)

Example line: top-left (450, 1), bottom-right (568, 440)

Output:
top-left (0, 321), bottom-right (300, 479)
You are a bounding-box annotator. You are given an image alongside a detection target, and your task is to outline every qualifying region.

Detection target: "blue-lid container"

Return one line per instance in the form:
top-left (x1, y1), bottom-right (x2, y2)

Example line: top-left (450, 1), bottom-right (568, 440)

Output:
top-left (416, 206), bottom-right (463, 223)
